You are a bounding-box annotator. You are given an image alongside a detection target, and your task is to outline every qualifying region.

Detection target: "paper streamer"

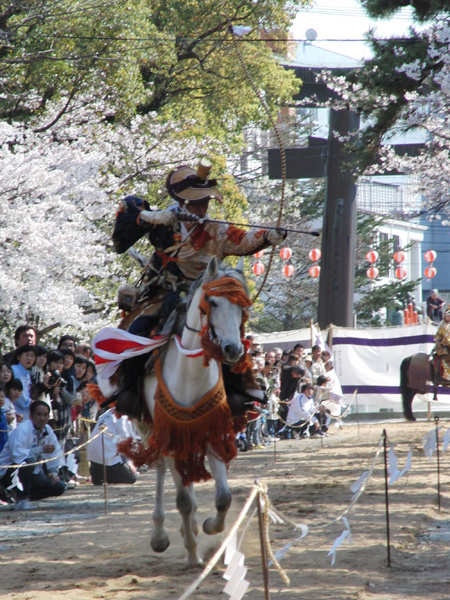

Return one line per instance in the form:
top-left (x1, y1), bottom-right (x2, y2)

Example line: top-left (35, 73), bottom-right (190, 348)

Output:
top-left (270, 524), bottom-right (309, 565)
top-left (268, 508), bottom-right (284, 525)
top-left (349, 470), bottom-right (369, 499)
top-left (423, 428), bottom-right (439, 460)
top-left (443, 429), bottom-right (450, 452)
top-left (7, 468), bottom-right (23, 492)
top-left (66, 452), bottom-right (78, 475)
top-left (389, 447), bottom-right (412, 485)
top-left (223, 536), bottom-right (250, 600)
top-left (224, 534), bottom-right (237, 566)
top-left (224, 551), bottom-right (245, 581)
top-left (328, 517), bottom-right (353, 566)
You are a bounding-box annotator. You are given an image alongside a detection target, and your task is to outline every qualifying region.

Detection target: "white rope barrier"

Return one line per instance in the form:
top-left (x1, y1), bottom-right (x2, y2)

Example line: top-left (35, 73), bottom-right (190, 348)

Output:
top-left (0, 427), bottom-right (107, 471)
top-left (176, 420), bottom-right (450, 599)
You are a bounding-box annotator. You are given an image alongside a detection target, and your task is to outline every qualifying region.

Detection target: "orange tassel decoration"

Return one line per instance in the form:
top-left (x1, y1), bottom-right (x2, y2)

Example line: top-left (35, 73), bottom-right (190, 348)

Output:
top-left (118, 355), bottom-right (238, 486)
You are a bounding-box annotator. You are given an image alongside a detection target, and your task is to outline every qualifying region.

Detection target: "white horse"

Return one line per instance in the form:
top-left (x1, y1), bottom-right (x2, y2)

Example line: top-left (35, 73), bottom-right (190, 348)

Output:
top-left (135, 257), bottom-right (250, 568)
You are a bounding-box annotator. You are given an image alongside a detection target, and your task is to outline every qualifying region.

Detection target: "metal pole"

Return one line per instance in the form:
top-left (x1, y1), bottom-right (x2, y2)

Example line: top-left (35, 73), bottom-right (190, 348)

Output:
top-left (435, 416), bottom-right (441, 512)
top-left (101, 430), bottom-right (108, 515)
top-left (256, 485), bottom-right (270, 600)
top-left (382, 429), bottom-right (391, 567)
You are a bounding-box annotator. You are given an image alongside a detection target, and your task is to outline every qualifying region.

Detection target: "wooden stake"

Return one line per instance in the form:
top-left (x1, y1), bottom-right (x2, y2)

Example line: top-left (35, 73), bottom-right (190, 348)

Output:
top-left (101, 430), bottom-right (108, 515)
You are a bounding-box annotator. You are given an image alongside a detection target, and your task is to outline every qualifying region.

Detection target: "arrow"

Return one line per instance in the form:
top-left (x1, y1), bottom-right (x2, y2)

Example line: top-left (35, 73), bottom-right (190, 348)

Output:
top-left (177, 214), bottom-right (320, 236)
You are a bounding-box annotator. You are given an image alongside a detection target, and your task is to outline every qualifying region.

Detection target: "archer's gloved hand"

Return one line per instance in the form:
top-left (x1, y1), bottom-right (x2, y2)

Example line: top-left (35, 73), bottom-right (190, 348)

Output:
top-left (139, 209), bottom-right (176, 226)
top-left (265, 228), bottom-right (287, 245)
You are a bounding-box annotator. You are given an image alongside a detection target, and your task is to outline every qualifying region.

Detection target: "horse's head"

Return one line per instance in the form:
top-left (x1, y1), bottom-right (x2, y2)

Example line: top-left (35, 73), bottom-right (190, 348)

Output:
top-left (199, 257), bottom-right (251, 365)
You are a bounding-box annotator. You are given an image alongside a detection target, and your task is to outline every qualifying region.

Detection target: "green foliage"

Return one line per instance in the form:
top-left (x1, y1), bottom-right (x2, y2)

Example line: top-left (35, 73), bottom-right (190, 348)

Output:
top-left (362, 0), bottom-right (450, 21)
top-left (0, 0), bottom-right (299, 140)
top-left (345, 1), bottom-right (450, 169)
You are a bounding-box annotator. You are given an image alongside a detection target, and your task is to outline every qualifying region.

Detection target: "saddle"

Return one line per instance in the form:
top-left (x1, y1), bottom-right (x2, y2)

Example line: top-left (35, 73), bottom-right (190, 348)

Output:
top-left (432, 353), bottom-right (450, 387)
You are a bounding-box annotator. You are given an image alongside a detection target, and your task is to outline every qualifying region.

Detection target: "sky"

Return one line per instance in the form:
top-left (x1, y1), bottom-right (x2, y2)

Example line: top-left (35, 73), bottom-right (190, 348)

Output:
top-left (291, 0), bottom-right (417, 60)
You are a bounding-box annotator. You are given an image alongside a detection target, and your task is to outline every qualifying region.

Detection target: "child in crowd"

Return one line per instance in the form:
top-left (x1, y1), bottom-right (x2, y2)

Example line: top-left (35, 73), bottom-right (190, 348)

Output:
top-left (30, 345), bottom-right (49, 401)
top-left (4, 378), bottom-right (24, 431)
top-left (74, 355), bottom-right (87, 390)
top-left (0, 362), bottom-right (13, 386)
top-left (0, 384), bottom-right (8, 452)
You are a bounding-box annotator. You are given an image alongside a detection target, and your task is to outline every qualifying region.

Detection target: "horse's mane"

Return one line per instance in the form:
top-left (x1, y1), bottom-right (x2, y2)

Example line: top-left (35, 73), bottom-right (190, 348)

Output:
top-left (160, 261), bottom-right (248, 339)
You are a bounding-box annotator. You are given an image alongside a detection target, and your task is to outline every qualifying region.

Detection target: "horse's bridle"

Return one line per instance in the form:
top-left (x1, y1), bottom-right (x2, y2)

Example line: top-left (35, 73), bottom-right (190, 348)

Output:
top-left (185, 321), bottom-right (202, 334)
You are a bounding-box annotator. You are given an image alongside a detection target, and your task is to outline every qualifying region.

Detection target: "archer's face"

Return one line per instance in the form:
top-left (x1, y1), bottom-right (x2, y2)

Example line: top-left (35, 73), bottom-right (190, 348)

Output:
top-left (185, 200), bottom-right (209, 219)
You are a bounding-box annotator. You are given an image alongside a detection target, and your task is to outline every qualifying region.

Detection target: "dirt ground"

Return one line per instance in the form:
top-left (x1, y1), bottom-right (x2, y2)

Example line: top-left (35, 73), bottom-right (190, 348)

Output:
top-left (1, 418), bottom-right (450, 600)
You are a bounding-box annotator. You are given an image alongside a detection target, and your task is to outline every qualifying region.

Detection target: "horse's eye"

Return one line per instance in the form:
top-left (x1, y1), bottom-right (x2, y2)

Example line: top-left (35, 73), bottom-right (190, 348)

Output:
top-left (209, 298), bottom-right (218, 308)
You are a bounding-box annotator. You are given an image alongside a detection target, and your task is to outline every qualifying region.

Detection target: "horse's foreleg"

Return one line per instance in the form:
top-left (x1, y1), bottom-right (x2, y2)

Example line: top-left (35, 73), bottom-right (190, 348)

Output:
top-left (150, 458), bottom-right (170, 553)
top-left (203, 454), bottom-right (232, 535)
top-left (167, 458), bottom-right (202, 568)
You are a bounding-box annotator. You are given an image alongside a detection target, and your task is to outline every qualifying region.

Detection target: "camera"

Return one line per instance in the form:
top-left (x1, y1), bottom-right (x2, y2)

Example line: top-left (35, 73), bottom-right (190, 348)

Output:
top-left (48, 370), bottom-right (67, 387)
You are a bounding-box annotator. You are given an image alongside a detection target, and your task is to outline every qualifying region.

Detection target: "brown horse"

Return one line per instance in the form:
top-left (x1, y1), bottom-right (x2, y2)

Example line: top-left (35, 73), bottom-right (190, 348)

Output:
top-left (400, 353), bottom-right (450, 421)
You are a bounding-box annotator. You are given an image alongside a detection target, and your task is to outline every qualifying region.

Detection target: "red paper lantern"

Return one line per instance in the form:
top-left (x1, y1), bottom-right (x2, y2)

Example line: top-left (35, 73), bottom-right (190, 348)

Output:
top-left (308, 265), bottom-right (321, 278)
top-left (365, 250), bottom-right (379, 264)
top-left (252, 261), bottom-right (265, 276)
top-left (424, 266), bottom-right (437, 279)
top-left (395, 266), bottom-right (407, 279)
top-left (366, 266), bottom-right (379, 279)
top-left (393, 251), bottom-right (406, 263)
top-left (253, 250), bottom-right (265, 259)
top-left (424, 250), bottom-right (437, 263)
top-left (283, 264), bottom-right (295, 277)
top-left (279, 247), bottom-right (292, 260)
top-left (308, 248), bottom-right (321, 262)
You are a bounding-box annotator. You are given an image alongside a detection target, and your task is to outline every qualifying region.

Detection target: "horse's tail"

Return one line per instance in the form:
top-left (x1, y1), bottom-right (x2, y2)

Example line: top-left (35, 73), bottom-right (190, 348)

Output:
top-left (400, 355), bottom-right (416, 422)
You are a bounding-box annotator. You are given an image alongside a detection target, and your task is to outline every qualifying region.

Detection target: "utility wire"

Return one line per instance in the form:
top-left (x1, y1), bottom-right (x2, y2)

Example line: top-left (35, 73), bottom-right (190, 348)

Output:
top-left (34, 34), bottom-right (425, 43)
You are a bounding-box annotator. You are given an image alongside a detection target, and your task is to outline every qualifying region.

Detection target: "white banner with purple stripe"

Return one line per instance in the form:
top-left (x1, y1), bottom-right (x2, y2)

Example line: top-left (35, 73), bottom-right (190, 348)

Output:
top-left (254, 322), bottom-right (448, 413)
top-left (331, 323), bottom-right (446, 413)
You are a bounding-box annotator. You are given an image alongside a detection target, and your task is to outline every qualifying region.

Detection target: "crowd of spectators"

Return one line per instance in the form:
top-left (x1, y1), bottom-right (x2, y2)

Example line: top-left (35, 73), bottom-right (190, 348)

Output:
top-left (0, 324), bottom-right (138, 510)
top-left (242, 335), bottom-right (344, 449)
top-left (0, 323), bottom-right (345, 509)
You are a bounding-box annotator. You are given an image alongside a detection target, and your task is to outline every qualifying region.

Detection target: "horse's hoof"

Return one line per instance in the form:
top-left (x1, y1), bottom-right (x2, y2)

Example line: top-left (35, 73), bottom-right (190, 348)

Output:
top-left (151, 535), bottom-right (170, 553)
top-left (203, 517), bottom-right (223, 535)
top-left (185, 557), bottom-right (203, 570)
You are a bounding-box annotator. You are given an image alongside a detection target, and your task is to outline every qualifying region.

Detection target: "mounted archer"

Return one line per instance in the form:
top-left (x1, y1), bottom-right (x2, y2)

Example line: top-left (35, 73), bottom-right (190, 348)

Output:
top-left (400, 307), bottom-right (450, 421)
top-left (110, 160), bottom-right (286, 416)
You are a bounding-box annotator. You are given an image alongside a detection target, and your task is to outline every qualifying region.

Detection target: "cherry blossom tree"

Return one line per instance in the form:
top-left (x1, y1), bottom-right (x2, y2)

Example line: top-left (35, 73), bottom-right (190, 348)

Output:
top-left (0, 0), bottom-right (302, 349)
top-left (0, 99), bottom-right (222, 349)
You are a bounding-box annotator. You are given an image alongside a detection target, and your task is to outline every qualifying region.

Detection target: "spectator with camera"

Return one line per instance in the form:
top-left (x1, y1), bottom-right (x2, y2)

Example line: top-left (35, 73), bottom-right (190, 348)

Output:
top-left (45, 351), bottom-right (72, 439)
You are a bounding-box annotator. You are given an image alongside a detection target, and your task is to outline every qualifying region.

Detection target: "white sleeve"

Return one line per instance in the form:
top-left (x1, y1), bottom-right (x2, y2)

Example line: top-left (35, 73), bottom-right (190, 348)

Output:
top-left (9, 425), bottom-right (35, 465)
top-left (42, 427), bottom-right (64, 473)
